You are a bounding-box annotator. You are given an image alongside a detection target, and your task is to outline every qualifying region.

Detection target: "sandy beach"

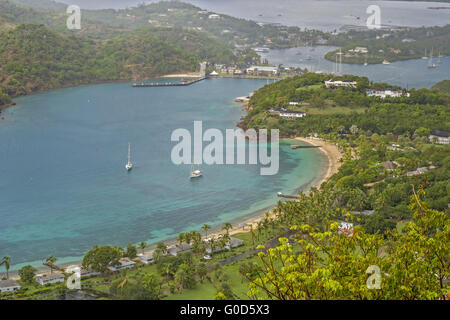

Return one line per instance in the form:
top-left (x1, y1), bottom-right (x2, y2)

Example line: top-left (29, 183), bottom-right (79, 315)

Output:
top-left (6, 137), bottom-right (342, 278)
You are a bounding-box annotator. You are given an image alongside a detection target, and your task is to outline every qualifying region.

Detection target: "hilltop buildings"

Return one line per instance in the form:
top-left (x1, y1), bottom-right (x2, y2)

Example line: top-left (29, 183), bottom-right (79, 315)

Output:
top-left (429, 130), bottom-right (450, 145)
top-left (324, 80), bottom-right (357, 88)
top-left (366, 89), bottom-right (410, 98)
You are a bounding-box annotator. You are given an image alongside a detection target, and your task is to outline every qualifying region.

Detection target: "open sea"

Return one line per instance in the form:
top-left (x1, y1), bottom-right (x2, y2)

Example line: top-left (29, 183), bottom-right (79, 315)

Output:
top-left (0, 78), bottom-right (326, 270)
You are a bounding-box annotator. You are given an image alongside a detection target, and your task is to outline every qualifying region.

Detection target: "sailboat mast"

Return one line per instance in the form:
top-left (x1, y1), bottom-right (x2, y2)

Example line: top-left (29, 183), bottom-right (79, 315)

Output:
top-left (128, 143), bottom-right (131, 163)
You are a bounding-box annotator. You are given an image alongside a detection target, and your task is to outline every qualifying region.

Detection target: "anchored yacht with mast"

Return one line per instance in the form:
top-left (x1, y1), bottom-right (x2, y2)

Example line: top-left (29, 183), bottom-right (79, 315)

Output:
top-left (125, 143), bottom-right (133, 171)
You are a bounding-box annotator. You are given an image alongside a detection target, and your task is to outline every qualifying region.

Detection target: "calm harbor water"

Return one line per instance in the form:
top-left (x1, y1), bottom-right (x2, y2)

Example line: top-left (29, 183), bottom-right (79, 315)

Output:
top-left (260, 46), bottom-right (450, 89)
top-left (0, 78), bottom-right (326, 270)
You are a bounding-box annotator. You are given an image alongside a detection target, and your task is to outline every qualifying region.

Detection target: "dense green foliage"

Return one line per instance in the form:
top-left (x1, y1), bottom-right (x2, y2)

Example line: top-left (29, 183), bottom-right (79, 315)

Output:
top-left (244, 73), bottom-right (450, 137)
top-left (0, 24), bottom-right (235, 105)
top-left (326, 24), bottom-right (450, 64)
top-left (432, 80), bottom-right (450, 93)
top-left (248, 192), bottom-right (449, 299)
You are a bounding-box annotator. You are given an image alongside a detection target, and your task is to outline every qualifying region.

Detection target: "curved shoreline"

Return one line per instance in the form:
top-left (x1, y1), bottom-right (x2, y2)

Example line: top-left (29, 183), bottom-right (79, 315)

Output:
top-left (6, 137), bottom-right (341, 278)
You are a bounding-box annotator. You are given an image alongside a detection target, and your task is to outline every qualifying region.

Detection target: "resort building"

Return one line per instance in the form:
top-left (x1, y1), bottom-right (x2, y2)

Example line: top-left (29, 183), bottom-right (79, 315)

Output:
top-left (324, 80), bottom-right (357, 88)
top-left (429, 130), bottom-right (450, 145)
top-left (289, 101), bottom-right (300, 106)
top-left (208, 14), bottom-right (221, 19)
top-left (279, 111), bottom-right (307, 118)
top-left (138, 253), bottom-right (154, 264)
top-left (205, 237), bottom-right (245, 254)
top-left (366, 89), bottom-right (409, 99)
top-left (36, 273), bottom-right (65, 286)
top-left (168, 243), bottom-right (192, 256)
top-left (107, 258), bottom-right (136, 272)
top-left (0, 280), bottom-right (21, 293)
top-left (80, 268), bottom-right (101, 278)
top-left (246, 66), bottom-right (278, 76)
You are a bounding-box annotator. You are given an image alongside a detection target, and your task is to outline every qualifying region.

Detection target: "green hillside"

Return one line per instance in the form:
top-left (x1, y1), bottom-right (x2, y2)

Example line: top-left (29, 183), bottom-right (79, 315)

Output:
top-left (432, 80), bottom-right (450, 93)
top-left (0, 24), bottom-right (235, 105)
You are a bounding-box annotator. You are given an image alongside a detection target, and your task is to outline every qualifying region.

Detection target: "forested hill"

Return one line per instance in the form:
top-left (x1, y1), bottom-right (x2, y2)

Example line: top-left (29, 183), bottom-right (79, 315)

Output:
top-left (432, 80), bottom-right (450, 93)
top-left (243, 73), bottom-right (450, 138)
top-left (0, 24), bottom-right (235, 105)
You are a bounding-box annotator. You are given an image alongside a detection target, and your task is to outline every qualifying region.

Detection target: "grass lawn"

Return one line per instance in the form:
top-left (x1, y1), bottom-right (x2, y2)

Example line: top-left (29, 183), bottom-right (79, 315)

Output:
top-left (292, 105), bottom-right (366, 115)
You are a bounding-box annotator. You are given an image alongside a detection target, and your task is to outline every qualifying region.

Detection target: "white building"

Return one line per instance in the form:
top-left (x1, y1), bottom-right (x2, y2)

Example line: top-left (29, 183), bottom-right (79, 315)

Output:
top-left (366, 89), bottom-right (409, 99)
top-left (0, 280), bottom-right (21, 293)
top-left (429, 130), bottom-right (450, 145)
top-left (324, 80), bottom-right (357, 88)
top-left (246, 66), bottom-right (278, 75)
top-left (280, 111), bottom-right (307, 118)
top-left (107, 258), bottom-right (136, 272)
top-left (168, 243), bottom-right (192, 256)
top-left (289, 101), bottom-right (300, 106)
top-left (138, 253), bottom-right (154, 264)
top-left (208, 14), bottom-right (220, 19)
top-left (209, 71), bottom-right (219, 77)
top-left (36, 273), bottom-right (65, 286)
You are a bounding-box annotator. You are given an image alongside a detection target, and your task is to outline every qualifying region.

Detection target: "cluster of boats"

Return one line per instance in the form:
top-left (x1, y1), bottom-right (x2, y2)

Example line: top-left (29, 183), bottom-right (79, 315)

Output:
top-left (423, 48), bottom-right (442, 69)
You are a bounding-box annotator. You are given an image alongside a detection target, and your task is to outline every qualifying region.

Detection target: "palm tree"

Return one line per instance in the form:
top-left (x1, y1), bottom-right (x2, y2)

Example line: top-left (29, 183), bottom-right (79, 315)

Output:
top-left (249, 224), bottom-right (255, 246)
top-left (138, 242), bottom-right (147, 256)
top-left (1, 256), bottom-right (11, 279)
top-left (45, 256), bottom-right (57, 274)
top-left (222, 223), bottom-right (232, 236)
top-left (156, 242), bottom-right (167, 255)
top-left (202, 224), bottom-right (211, 239)
top-left (177, 233), bottom-right (186, 247)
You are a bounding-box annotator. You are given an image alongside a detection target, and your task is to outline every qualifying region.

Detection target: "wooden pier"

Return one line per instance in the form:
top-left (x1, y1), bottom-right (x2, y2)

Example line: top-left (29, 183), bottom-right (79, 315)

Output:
top-left (277, 192), bottom-right (300, 200)
top-left (132, 77), bottom-right (206, 88)
top-left (291, 145), bottom-right (320, 149)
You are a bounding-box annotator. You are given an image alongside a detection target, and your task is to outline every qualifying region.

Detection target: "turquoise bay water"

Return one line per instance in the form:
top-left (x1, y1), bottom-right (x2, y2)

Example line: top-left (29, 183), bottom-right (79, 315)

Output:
top-left (0, 78), bottom-right (325, 270)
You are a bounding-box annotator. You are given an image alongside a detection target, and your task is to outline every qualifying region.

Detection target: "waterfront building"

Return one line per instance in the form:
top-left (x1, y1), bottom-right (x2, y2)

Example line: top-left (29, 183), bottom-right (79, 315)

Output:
top-left (138, 253), bottom-right (154, 264)
top-left (107, 258), bottom-right (136, 272)
top-left (246, 66), bottom-right (278, 76)
top-left (36, 273), bottom-right (65, 286)
top-left (0, 280), bottom-right (21, 293)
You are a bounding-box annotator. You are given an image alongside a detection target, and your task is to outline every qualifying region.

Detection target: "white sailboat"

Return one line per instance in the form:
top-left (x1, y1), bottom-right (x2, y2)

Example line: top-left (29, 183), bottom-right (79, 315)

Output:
top-left (428, 48), bottom-right (437, 69)
top-left (189, 164), bottom-right (202, 179)
top-left (125, 143), bottom-right (133, 171)
top-left (422, 48), bottom-right (428, 60)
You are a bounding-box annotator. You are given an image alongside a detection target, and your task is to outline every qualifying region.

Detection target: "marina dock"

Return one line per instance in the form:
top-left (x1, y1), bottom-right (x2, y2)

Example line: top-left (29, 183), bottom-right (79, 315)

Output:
top-left (291, 145), bottom-right (320, 149)
top-left (132, 77), bottom-right (206, 87)
top-left (277, 192), bottom-right (300, 199)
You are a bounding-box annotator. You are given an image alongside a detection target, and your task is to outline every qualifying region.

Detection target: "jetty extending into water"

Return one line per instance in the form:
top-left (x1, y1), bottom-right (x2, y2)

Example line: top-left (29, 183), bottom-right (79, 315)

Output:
top-left (132, 77), bottom-right (206, 87)
top-left (291, 145), bottom-right (320, 149)
top-left (277, 192), bottom-right (300, 199)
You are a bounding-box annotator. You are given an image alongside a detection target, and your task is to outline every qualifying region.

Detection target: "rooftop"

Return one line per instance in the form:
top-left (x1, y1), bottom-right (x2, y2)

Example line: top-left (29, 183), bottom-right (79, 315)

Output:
top-left (0, 280), bottom-right (21, 288)
top-left (430, 130), bottom-right (450, 138)
top-left (36, 273), bottom-right (65, 280)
